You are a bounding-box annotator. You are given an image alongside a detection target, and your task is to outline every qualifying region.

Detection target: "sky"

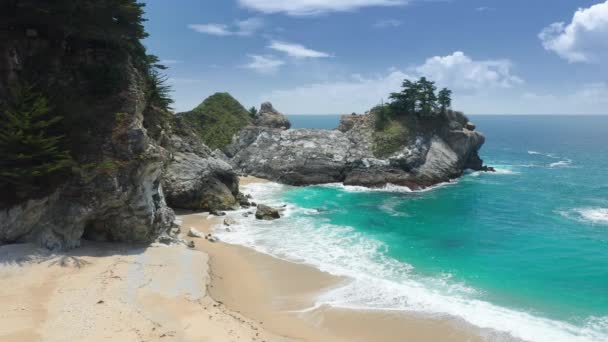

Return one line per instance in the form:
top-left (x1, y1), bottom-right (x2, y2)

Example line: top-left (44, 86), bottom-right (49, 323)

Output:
top-left (141, 0), bottom-right (608, 114)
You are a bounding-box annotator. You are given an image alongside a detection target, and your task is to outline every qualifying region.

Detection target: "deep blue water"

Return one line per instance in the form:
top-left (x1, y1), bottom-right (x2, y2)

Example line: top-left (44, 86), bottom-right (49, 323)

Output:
top-left (222, 115), bottom-right (608, 342)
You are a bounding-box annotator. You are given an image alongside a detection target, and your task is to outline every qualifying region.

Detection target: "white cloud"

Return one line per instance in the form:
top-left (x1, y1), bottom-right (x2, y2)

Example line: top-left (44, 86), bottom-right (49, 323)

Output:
top-left (239, 0), bottom-right (406, 16)
top-left (189, 24), bottom-right (232, 36)
top-left (475, 6), bottom-right (493, 12)
top-left (235, 17), bottom-right (265, 36)
top-left (571, 82), bottom-right (608, 104)
top-left (374, 19), bottom-right (402, 28)
top-left (256, 51), bottom-right (524, 114)
top-left (159, 59), bottom-right (182, 65)
top-left (521, 83), bottom-right (608, 114)
top-left (262, 70), bottom-right (412, 113)
top-left (268, 40), bottom-right (331, 58)
top-left (243, 54), bottom-right (285, 74)
top-left (415, 51), bottom-right (523, 90)
top-left (189, 17), bottom-right (264, 36)
top-left (539, 1), bottom-right (608, 63)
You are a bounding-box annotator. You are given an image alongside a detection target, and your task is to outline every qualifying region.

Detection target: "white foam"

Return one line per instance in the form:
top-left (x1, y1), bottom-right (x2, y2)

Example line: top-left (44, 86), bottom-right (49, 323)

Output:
top-left (320, 181), bottom-right (456, 193)
top-left (561, 208), bottom-right (608, 225)
top-left (549, 160), bottom-right (572, 168)
top-left (224, 181), bottom-right (607, 342)
top-left (528, 150), bottom-right (560, 159)
top-left (466, 166), bottom-right (519, 176)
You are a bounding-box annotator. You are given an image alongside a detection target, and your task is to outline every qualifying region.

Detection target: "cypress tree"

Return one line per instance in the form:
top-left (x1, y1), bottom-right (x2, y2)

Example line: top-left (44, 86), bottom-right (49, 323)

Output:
top-left (438, 88), bottom-right (452, 114)
top-left (0, 85), bottom-right (73, 203)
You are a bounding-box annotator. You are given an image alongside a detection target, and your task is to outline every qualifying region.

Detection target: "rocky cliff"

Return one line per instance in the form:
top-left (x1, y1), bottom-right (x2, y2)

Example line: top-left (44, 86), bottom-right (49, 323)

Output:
top-left (225, 104), bottom-right (487, 189)
top-left (162, 116), bottom-right (240, 211)
top-left (0, 27), bottom-right (176, 249)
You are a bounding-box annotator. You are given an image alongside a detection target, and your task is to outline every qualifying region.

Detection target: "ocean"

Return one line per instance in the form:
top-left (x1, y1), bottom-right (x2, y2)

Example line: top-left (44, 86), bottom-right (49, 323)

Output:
top-left (216, 115), bottom-right (608, 342)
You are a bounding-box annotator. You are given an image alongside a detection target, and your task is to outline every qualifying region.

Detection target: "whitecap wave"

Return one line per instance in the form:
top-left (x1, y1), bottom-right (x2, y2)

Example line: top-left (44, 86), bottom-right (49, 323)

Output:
top-left (217, 181), bottom-right (608, 342)
top-left (467, 166), bottom-right (519, 176)
top-left (319, 181), bottom-right (456, 193)
top-left (549, 160), bottom-right (572, 168)
top-left (528, 150), bottom-right (560, 159)
top-left (560, 208), bottom-right (608, 225)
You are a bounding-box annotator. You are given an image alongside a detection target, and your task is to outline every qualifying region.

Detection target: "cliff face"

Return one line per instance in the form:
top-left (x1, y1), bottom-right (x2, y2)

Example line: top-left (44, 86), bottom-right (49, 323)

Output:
top-left (0, 5), bottom-right (175, 249)
top-left (225, 104), bottom-right (487, 189)
top-left (162, 117), bottom-right (240, 211)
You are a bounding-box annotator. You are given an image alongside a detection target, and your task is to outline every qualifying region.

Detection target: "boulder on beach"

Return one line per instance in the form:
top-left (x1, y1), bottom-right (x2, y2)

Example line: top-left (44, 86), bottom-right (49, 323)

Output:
top-left (188, 228), bottom-right (205, 238)
top-left (255, 204), bottom-right (281, 220)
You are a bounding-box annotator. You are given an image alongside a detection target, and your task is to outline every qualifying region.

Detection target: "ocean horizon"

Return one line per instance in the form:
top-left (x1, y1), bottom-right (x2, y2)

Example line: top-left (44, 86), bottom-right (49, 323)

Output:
top-left (219, 115), bottom-right (608, 342)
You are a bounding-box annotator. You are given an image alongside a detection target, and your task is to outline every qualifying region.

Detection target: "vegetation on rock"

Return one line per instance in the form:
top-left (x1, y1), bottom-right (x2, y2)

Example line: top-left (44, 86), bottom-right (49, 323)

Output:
top-left (1, 0), bottom-right (174, 206)
top-left (371, 77), bottom-right (456, 157)
top-left (177, 93), bottom-right (252, 150)
top-left (387, 77), bottom-right (452, 118)
top-left (0, 85), bottom-right (73, 205)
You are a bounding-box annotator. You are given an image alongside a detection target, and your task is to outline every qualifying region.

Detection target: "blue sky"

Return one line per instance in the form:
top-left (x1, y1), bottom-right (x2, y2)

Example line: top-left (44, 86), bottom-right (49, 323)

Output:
top-left (141, 0), bottom-right (608, 114)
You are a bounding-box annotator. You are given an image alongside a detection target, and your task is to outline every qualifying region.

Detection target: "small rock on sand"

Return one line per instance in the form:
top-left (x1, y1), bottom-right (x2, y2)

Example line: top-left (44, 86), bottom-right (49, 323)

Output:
top-left (188, 228), bottom-right (205, 238)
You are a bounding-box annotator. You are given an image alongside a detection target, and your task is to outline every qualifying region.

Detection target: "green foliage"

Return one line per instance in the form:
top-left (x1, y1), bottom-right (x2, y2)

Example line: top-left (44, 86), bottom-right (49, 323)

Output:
top-left (248, 106), bottom-right (258, 118)
top-left (147, 68), bottom-right (174, 110)
top-left (0, 85), bottom-right (73, 204)
top-left (386, 77), bottom-right (451, 118)
top-left (180, 93), bottom-right (253, 150)
top-left (417, 77), bottom-right (438, 117)
top-left (438, 88), bottom-right (452, 114)
top-left (372, 120), bottom-right (409, 158)
top-left (372, 104), bottom-right (392, 130)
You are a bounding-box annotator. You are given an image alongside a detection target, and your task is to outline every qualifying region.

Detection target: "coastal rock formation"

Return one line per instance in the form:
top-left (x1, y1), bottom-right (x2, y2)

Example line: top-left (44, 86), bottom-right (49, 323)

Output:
top-left (162, 126), bottom-right (240, 211)
top-left (0, 4), bottom-right (175, 249)
top-left (255, 204), bottom-right (281, 220)
top-left (254, 102), bottom-right (291, 129)
top-left (226, 107), bottom-right (487, 189)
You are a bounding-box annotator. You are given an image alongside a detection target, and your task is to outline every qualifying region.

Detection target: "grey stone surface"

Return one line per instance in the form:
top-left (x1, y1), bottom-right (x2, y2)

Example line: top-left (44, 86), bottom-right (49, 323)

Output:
top-left (226, 112), bottom-right (486, 189)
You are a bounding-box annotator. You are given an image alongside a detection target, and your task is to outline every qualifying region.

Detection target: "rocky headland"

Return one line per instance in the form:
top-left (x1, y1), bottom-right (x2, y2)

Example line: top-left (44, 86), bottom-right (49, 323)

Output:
top-left (225, 103), bottom-right (489, 190)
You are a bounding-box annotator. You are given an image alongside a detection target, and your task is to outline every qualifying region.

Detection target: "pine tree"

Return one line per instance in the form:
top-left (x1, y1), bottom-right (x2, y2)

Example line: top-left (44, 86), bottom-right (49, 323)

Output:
top-left (248, 106), bottom-right (258, 118)
top-left (147, 68), bottom-right (174, 110)
top-left (0, 85), bottom-right (73, 203)
top-left (417, 77), bottom-right (438, 117)
top-left (438, 88), bottom-right (452, 114)
top-left (389, 79), bottom-right (418, 115)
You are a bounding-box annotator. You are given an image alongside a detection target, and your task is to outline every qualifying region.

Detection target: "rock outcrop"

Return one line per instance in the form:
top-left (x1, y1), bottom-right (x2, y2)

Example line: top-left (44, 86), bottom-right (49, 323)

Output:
top-left (255, 204), bottom-right (281, 220)
top-left (225, 108), bottom-right (487, 190)
top-left (254, 102), bottom-right (291, 129)
top-left (0, 5), bottom-right (175, 249)
top-left (162, 128), bottom-right (240, 211)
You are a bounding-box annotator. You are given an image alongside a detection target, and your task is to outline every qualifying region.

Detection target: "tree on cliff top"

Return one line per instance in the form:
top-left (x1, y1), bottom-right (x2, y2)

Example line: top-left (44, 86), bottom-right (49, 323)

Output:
top-left (438, 88), bottom-right (452, 114)
top-left (386, 77), bottom-right (450, 118)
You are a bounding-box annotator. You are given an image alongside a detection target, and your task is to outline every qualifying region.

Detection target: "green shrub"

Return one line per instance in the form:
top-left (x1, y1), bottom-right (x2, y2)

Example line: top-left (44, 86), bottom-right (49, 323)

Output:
top-left (179, 93), bottom-right (252, 150)
top-left (372, 120), bottom-right (409, 158)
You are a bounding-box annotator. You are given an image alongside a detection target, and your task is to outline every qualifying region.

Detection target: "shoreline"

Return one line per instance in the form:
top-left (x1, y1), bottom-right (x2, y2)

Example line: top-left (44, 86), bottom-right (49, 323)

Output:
top-left (179, 175), bottom-right (485, 342)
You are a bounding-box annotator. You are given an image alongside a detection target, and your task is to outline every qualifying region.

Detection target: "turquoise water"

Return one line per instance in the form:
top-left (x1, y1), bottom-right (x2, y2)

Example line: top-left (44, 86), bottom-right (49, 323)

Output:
top-left (220, 116), bottom-right (608, 342)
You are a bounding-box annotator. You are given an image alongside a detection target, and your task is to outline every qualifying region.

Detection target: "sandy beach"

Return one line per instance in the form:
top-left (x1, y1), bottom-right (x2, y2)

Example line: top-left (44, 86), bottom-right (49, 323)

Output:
top-left (0, 175), bottom-right (482, 341)
top-left (0, 240), bottom-right (282, 341)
